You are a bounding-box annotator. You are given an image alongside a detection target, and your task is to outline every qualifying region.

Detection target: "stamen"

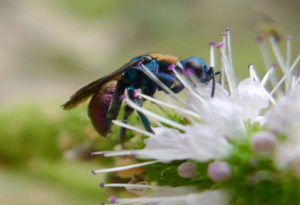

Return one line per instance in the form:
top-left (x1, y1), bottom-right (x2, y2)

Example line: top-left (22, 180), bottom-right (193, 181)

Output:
top-left (258, 40), bottom-right (271, 68)
top-left (175, 62), bottom-right (185, 72)
top-left (138, 92), bottom-right (201, 119)
top-left (210, 41), bottom-right (216, 68)
top-left (189, 72), bottom-right (202, 88)
top-left (267, 93), bottom-right (277, 105)
top-left (101, 183), bottom-right (157, 189)
top-left (248, 64), bottom-right (260, 81)
top-left (97, 150), bottom-right (137, 158)
top-left (141, 65), bottom-right (186, 105)
top-left (285, 36), bottom-right (292, 68)
top-left (290, 54), bottom-right (300, 74)
top-left (218, 44), bottom-right (237, 96)
top-left (270, 54), bottom-right (300, 96)
top-left (177, 65), bottom-right (204, 94)
top-left (109, 196), bottom-right (117, 203)
top-left (225, 27), bottom-right (231, 32)
top-left (116, 195), bottom-right (188, 204)
top-left (92, 161), bottom-right (158, 174)
top-left (124, 98), bottom-right (187, 131)
top-left (133, 89), bottom-right (139, 97)
top-left (167, 64), bottom-right (176, 70)
top-left (171, 66), bottom-right (206, 103)
top-left (209, 41), bottom-right (216, 46)
top-left (261, 65), bottom-right (275, 86)
top-left (113, 120), bottom-right (154, 136)
top-left (222, 33), bottom-right (227, 55)
top-left (216, 42), bottom-right (224, 49)
top-left (294, 76), bottom-right (300, 87)
top-left (258, 41), bottom-right (279, 89)
top-left (269, 35), bottom-right (290, 91)
top-left (217, 42), bottom-right (226, 88)
top-left (90, 151), bottom-right (105, 156)
top-left (291, 74), bottom-right (297, 89)
top-left (226, 28), bottom-right (234, 69)
top-left (269, 36), bottom-right (286, 72)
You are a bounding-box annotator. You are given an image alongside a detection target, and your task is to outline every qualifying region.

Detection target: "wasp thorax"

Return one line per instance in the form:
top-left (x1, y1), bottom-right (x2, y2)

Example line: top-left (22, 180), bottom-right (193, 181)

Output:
top-left (141, 55), bottom-right (153, 64)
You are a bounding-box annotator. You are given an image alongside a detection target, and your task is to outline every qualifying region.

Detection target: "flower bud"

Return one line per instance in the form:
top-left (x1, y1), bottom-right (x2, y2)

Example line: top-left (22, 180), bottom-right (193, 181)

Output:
top-left (251, 132), bottom-right (276, 153)
top-left (207, 161), bottom-right (231, 182)
top-left (177, 161), bottom-right (196, 178)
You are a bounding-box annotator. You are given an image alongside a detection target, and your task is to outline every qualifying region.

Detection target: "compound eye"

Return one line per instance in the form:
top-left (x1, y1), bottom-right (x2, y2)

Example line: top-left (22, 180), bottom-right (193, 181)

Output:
top-left (186, 60), bottom-right (203, 73)
top-left (185, 60), bottom-right (205, 79)
top-left (141, 55), bottom-right (153, 64)
top-left (185, 60), bottom-right (202, 69)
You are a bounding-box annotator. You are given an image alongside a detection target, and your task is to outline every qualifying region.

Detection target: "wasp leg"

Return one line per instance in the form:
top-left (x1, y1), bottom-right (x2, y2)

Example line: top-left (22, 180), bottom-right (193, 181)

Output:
top-left (215, 70), bottom-right (222, 84)
top-left (156, 72), bottom-right (177, 86)
top-left (119, 86), bottom-right (153, 148)
top-left (120, 105), bottom-right (134, 147)
top-left (156, 72), bottom-right (184, 93)
top-left (136, 107), bottom-right (153, 133)
top-left (211, 70), bottom-right (216, 97)
top-left (207, 67), bottom-right (216, 97)
top-left (170, 83), bottom-right (184, 93)
top-left (119, 103), bottom-right (153, 148)
top-left (103, 80), bottom-right (126, 135)
top-left (129, 85), bottom-right (153, 133)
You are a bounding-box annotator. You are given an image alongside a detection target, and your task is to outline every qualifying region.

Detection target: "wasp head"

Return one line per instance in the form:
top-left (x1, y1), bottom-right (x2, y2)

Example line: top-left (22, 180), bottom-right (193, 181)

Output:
top-left (181, 57), bottom-right (212, 83)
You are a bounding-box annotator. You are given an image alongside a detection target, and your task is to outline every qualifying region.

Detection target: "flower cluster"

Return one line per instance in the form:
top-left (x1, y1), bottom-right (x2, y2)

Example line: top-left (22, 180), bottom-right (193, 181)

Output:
top-left (92, 28), bottom-right (300, 205)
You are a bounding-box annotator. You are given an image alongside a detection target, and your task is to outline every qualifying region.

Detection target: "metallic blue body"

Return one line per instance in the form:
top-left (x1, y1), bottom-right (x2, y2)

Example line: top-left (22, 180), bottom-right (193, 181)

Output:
top-left (180, 57), bottom-right (212, 84)
top-left (64, 54), bottom-right (215, 146)
top-left (122, 56), bottom-right (159, 96)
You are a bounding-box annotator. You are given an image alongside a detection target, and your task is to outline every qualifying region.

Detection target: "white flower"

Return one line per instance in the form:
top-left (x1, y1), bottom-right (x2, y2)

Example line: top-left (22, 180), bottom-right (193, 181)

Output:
top-left (136, 127), bottom-right (189, 162)
top-left (264, 85), bottom-right (300, 139)
top-left (266, 86), bottom-right (300, 172)
top-left (186, 190), bottom-right (230, 205)
top-left (235, 78), bottom-right (270, 121)
top-left (137, 124), bottom-right (231, 163)
top-left (179, 124), bottom-right (231, 161)
top-left (109, 188), bottom-right (229, 205)
top-left (274, 138), bottom-right (300, 170)
top-left (191, 91), bottom-right (246, 138)
top-left (90, 29), bottom-right (300, 205)
top-left (96, 124), bottom-right (231, 163)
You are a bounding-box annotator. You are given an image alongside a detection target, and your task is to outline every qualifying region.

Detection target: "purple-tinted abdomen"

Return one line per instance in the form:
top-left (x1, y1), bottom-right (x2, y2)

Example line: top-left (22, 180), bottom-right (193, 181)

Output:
top-left (88, 81), bottom-right (117, 136)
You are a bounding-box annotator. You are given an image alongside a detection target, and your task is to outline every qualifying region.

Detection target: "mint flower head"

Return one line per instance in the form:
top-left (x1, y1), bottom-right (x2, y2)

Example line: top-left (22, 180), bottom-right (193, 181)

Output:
top-left (92, 28), bottom-right (300, 205)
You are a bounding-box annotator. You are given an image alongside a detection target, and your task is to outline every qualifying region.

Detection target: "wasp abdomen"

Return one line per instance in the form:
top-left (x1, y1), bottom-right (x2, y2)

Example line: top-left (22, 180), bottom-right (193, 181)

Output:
top-left (88, 81), bottom-right (117, 136)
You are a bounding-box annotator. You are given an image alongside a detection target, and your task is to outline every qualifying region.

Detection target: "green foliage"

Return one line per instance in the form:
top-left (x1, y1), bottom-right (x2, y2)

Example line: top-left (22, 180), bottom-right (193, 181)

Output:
top-left (145, 160), bottom-right (213, 190)
top-left (0, 102), bottom-right (113, 201)
top-left (23, 160), bottom-right (107, 200)
top-left (132, 135), bottom-right (148, 149)
top-left (0, 103), bottom-right (111, 165)
top-left (51, 0), bottom-right (121, 19)
top-left (224, 124), bottom-right (300, 205)
top-left (166, 113), bottom-right (191, 125)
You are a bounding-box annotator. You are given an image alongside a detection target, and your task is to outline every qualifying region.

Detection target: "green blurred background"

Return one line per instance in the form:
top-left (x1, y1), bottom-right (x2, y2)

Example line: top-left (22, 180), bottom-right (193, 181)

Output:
top-left (0, 0), bottom-right (299, 204)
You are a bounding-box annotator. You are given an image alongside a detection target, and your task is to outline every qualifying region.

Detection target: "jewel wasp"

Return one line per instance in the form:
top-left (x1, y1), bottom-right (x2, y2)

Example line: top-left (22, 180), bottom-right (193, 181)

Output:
top-left (63, 53), bottom-right (217, 143)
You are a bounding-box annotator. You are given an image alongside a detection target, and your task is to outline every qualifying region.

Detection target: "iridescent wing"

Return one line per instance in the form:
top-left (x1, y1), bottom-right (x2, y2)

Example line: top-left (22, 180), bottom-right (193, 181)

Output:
top-left (62, 58), bottom-right (140, 110)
